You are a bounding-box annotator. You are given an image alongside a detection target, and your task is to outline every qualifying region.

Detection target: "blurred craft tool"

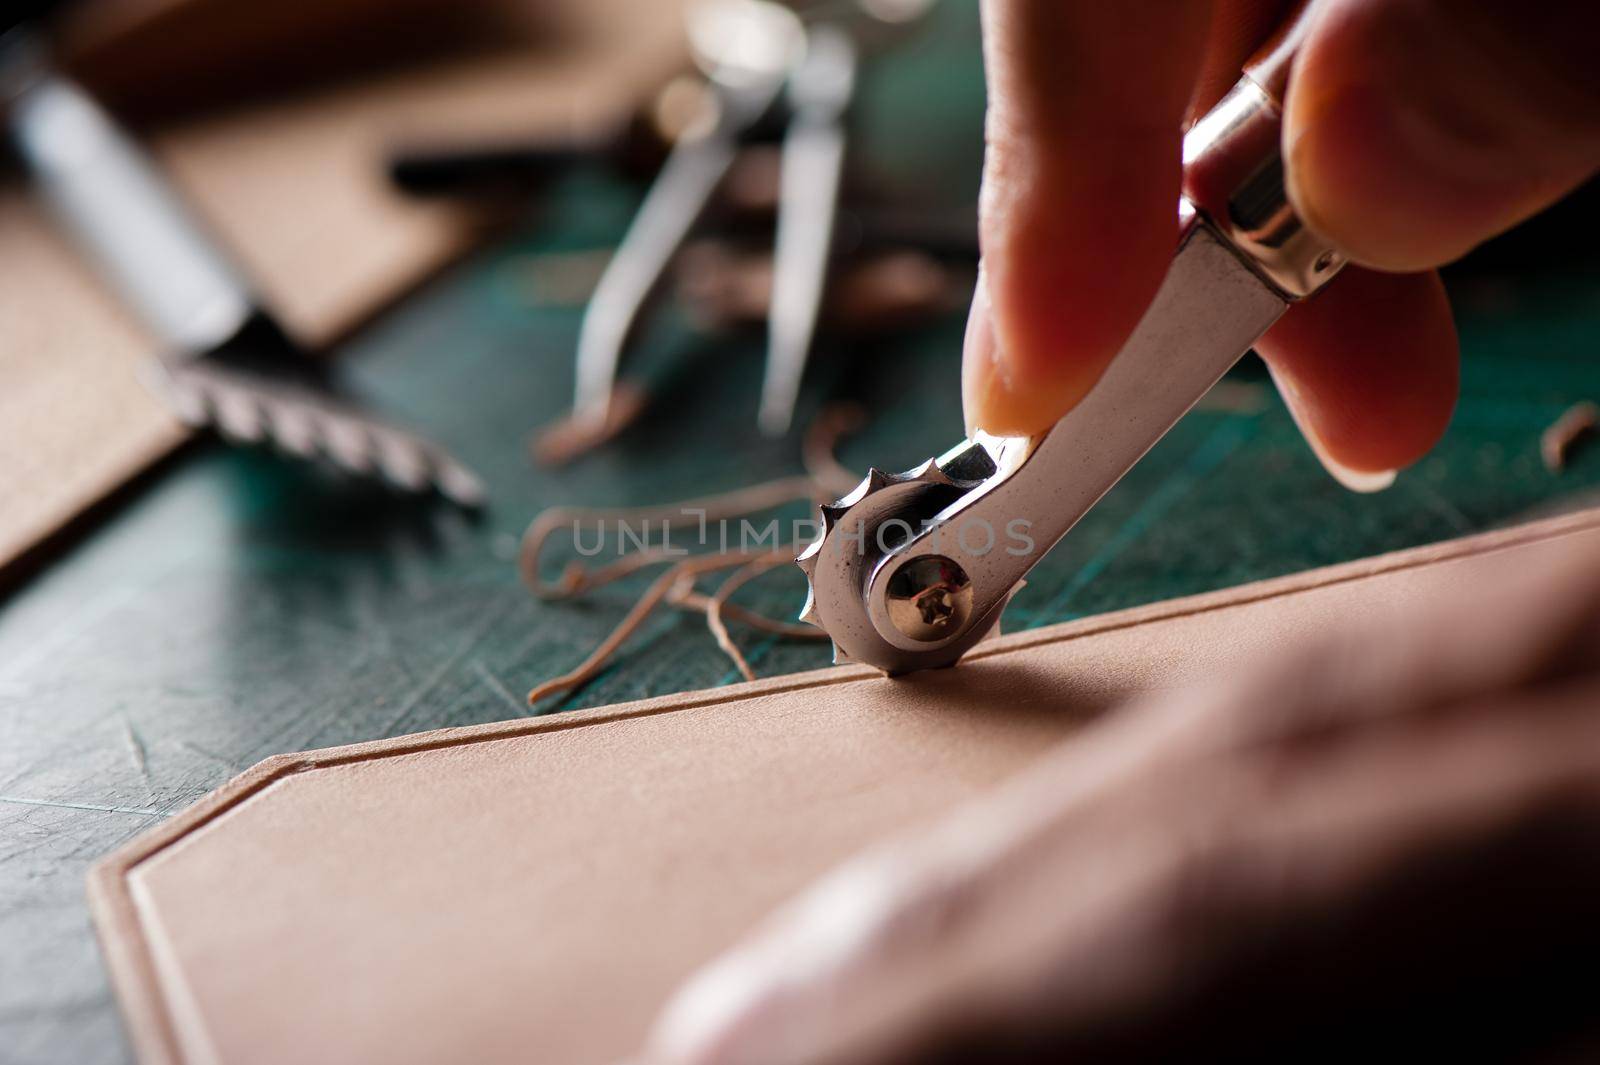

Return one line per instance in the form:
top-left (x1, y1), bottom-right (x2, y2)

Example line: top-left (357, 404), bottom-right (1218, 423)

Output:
top-left (760, 21), bottom-right (854, 434)
top-left (572, 0), bottom-right (799, 435)
top-left (757, 0), bottom-right (940, 432)
top-left (388, 109), bottom-right (677, 201)
top-left (0, 29), bottom-right (485, 506)
top-left (573, 0), bottom-right (931, 438)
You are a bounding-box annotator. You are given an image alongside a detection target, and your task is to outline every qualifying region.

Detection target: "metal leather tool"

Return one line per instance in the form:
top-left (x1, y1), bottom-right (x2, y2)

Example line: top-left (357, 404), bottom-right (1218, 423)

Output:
top-left (387, 115), bottom-right (670, 200)
top-left (798, 12), bottom-right (1347, 673)
top-left (571, 0), bottom-right (802, 432)
top-left (757, 20), bottom-right (855, 435)
top-left (572, 0), bottom-right (932, 437)
top-left (1, 31), bottom-right (485, 506)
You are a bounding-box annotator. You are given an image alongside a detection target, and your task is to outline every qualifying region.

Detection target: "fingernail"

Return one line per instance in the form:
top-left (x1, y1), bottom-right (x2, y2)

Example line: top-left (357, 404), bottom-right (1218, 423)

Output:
top-left (1268, 364), bottom-right (1396, 493)
top-left (961, 267), bottom-right (1007, 437)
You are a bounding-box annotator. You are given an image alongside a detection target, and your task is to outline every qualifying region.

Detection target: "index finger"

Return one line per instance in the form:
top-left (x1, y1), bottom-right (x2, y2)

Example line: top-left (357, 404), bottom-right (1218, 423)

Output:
top-left (963, 0), bottom-right (1217, 436)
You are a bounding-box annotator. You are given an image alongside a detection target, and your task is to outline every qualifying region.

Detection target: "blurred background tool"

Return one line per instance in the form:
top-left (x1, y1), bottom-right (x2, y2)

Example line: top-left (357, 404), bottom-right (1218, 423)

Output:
top-left (389, 110), bottom-right (674, 201)
top-left (758, 0), bottom-right (933, 434)
top-left (571, 0), bottom-right (801, 434)
top-left (569, 0), bottom-right (934, 437)
top-left (2, 26), bottom-right (485, 506)
top-left (759, 22), bottom-right (855, 435)
top-left (0, 0), bottom-right (688, 573)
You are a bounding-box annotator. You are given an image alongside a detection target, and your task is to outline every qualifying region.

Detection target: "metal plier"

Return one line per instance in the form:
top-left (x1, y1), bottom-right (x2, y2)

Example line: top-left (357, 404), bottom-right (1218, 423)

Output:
top-left (799, 18), bottom-right (1348, 673)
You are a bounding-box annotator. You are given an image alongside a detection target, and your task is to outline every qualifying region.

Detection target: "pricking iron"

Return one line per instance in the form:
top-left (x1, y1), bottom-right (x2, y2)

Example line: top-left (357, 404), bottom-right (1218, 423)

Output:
top-left (798, 18), bottom-right (1345, 673)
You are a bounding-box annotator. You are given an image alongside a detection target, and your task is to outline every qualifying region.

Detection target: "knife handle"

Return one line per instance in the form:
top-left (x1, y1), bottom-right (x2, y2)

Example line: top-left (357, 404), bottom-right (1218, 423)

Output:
top-left (6, 49), bottom-right (256, 354)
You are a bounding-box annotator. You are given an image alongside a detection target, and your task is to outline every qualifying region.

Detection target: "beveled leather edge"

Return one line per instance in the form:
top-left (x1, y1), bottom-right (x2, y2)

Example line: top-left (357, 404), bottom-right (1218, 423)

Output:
top-left (86, 504), bottom-right (1600, 1065)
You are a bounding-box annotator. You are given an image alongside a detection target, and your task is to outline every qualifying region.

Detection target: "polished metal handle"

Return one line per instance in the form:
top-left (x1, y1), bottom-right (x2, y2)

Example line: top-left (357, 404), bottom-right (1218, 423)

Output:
top-left (5, 46), bottom-right (256, 354)
top-left (1183, 0), bottom-right (1339, 298)
top-left (802, 37), bottom-right (1348, 674)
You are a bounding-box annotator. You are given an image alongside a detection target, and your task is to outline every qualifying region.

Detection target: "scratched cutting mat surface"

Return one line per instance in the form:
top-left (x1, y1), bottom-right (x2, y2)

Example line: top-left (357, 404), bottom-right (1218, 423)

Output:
top-left (5, 8), bottom-right (1600, 1063)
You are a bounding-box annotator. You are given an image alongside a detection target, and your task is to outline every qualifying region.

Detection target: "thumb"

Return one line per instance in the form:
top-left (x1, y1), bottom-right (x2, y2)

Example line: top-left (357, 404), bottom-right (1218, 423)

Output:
top-left (1286, 0), bottom-right (1600, 272)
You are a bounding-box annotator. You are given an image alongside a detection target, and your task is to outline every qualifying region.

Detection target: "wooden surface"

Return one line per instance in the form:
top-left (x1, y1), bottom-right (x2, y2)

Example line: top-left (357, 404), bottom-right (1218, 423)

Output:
top-left (0, 0), bottom-right (689, 572)
top-left (1, 3), bottom-right (1598, 1061)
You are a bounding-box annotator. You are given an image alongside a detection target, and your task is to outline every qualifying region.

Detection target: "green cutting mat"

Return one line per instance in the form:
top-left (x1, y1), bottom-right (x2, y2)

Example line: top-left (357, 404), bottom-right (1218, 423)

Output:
top-left (4, 5), bottom-right (1600, 1060)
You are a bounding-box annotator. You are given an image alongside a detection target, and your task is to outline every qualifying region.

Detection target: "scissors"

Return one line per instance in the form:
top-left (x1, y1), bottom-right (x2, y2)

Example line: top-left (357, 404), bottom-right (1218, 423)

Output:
top-left (798, 10), bottom-right (1348, 673)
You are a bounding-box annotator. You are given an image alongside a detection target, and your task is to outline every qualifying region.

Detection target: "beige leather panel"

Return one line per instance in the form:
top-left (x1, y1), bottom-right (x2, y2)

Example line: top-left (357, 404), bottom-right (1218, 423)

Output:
top-left (89, 509), bottom-right (1600, 1064)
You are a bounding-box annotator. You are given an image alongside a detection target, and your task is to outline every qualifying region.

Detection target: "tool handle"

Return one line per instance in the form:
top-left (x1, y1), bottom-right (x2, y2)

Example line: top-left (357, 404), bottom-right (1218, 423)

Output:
top-left (1241, 0), bottom-right (1314, 106)
top-left (1182, 0), bottom-right (1339, 299)
top-left (8, 66), bottom-right (256, 353)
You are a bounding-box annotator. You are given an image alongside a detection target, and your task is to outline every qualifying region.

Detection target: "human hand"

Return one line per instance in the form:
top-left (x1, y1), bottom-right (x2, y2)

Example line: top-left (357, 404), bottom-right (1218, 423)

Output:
top-left (961, 0), bottom-right (1600, 490)
top-left (638, 539), bottom-right (1600, 1064)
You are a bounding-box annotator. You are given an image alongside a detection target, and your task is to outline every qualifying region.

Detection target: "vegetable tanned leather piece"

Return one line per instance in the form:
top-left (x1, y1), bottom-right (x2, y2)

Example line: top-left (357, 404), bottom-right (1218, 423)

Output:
top-left (89, 508), bottom-right (1600, 1065)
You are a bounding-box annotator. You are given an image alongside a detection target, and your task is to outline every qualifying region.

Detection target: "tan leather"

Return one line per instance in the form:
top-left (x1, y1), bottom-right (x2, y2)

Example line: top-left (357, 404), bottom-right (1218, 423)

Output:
top-left (89, 509), bottom-right (1600, 1065)
top-left (0, 0), bottom-right (687, 572)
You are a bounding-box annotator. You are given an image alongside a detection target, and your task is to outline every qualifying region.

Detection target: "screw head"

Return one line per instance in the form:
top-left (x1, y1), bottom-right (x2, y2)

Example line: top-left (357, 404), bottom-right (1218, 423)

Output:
top-left (885, 556), bottom-right (973, 642)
